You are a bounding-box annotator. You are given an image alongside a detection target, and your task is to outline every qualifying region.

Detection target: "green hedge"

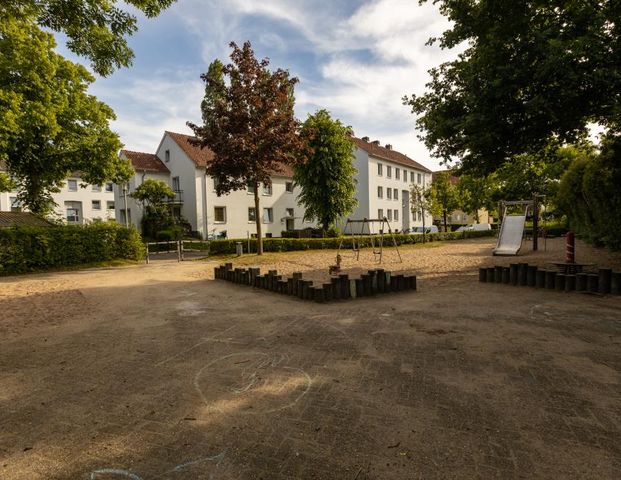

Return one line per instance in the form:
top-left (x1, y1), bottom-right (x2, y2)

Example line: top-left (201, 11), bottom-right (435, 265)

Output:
top-left (207, 229), bottom-right (495, 256)
top-left (0, 223), bottom-right (145, 275)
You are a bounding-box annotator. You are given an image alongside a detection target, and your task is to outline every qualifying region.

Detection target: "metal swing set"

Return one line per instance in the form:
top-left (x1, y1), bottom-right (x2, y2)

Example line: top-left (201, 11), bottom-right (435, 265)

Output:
top-left (337, 218), bottom-right (403, 264)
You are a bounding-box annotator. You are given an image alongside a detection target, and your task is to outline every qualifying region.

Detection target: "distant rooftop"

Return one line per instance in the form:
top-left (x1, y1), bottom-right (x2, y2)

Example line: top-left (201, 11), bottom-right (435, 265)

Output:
top-left (353, 136), bottom-right (432, 173)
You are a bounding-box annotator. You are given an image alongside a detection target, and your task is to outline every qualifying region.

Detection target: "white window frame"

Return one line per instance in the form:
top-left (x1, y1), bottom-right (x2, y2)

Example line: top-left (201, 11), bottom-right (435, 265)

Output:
top-left (67, 179), bottom-right (78, 192)
top-left (387, 209), bottom-right (392, 221)
top-left (387, 188), bottom-right (392, 200)
top-left (285, 208), bottom-right (294, 218)
top-left (377, 163), bottom-right (383, 176)
top-left (92, 200), bottom-right (101, 210)
top-left (262, 183), bottom-right (273, 196)
top-left (378, 209), bottom-right (384, 219)
top-left (393, 189), bottom-right (398, 200)
top-left (417, 173), bottom-right (422, 184)
top-left (263, 207), bottom-right (273, 223)
top-left (410, 172), bottom-right (415, 183)
top-left (394, 209), bottom-right (399, 221)
top-left (247, 182), bottom-right (255, 194)
top-left (105, 182), bottom-right (113, 192)
top-left (395, 168), bottom-right (400, 180)
top-left (386, 165), bottom-right (392, 178)
top-left (248, 207), bottom-right (256, 222)
top-left (377, 186), bottom-right (383, 198)
top-left (92, 184), bottom-right (102, 192)
top-left (107, 201), bottom-right (115, 210)
top-left (285, 181), bottom-right (294, 193)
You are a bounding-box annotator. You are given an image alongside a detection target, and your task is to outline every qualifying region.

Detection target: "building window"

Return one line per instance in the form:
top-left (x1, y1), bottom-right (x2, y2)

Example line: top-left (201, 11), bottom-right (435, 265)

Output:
top-left (377, 186), bottom-right (383, 198)
top-left (65, 202), bottom-right (81, 222)
top-left (248, 207), bottom-right (256, 222)
top-left (394, 209), bottom-right (399, 221)
top-left (92, 184), bottom-right (101, 192)
top-left (410, 171), bottom-right (415, 183)
top-left (387, 209), bottom-right (392, 221)
top-left (417, 173), bottom-right (422, 184)
top-left (120, 209), bottom-right (131, 225)
top-left (418, 211), bottom-right (422, 221)
top-left (67, 179), bottom-right (78, 192)
top-left (10, 197), bottom-right (21, 212)
top-left (107, 201), bottom-right (115, 210)
top-left (377, 163), bottom-right (383, 176)
top-left (378, 209), bottom-right (384, 219)
top-left (213, 177), bottom-right (220, 190)
top-left (404, 171), bottom-right (408, 183)
top-left (172, 176), bottom-right (180, 191)
top-left (262, 183), bottom-right (272, 195)
top-left (387, 188), bottom-right (392, 200)
top-left (395, 168), bottom-right (400, 180)
top-left (393, 189), bottom-right (398, 200)
top-left (247, 181), bottom-right (255, 194)
top-left (105, 182), bottom-right (114, 192)
top-left (214, 206), bottom-right (226, 223)
top-left (413, 211), bottom-right (417, 221)
top-left (165, 149), bottom-right (170, 163)
top-left (285, 181), bottom-right (293, 193)
top-left (285, 208), bottom-right (294, 217)
top-left (263, 207), bottom-right (273, 223)
top-left (92, 200), bottom-right (101, 210)
top-left (386, 166), bottom-right (392, 178)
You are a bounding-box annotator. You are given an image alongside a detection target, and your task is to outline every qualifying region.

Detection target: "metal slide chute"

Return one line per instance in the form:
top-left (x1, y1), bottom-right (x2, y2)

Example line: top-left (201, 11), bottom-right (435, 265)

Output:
top-left (493, 201), bottom-right (532, 256)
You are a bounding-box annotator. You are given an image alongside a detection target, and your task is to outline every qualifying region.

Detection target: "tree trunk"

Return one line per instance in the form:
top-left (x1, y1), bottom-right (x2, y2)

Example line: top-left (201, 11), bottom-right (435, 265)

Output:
top-left (421, 207), bottom-right (426, 244)
top-left (443, 209), bottom-right (448, 232)
top-left (253, 184), bottom-right (263, 255)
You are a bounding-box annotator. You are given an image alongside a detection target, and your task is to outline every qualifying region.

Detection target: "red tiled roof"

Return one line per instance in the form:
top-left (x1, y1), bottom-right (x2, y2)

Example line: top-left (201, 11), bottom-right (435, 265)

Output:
top-left (121, 150), bottom-right (169, 173)
top-left (0, 212), bottom-right (54, 228)
top-left (432, 170), bottom-right (459, 184)
top-left (353, 137), bottom-right (432, 173)
top-left (166, 131), bottom-right (294, 178)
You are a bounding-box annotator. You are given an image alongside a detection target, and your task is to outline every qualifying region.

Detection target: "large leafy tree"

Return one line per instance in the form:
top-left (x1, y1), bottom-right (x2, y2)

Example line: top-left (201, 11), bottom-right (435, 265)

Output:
top-left (3, 0), bottom-right (176, 76)
top-left (130, 178), bottom-right (175, 238)
top-left (294, 110), bottom-right (358, 232)
top-left (0, 16), bottom-right (133, 214)
top-left (189, 41), bottom-right (302, 254)
top-left (0, 172), bottom-right (14, 193)
top-left (426, 171), bottom-right (460, 231)
top-left (404, 1), bottom-right (621, 173)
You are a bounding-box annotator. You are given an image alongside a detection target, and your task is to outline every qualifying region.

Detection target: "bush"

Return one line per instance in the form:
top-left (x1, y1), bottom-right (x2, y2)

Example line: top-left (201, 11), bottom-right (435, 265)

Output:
top-left (156, 226), bottom-right (184, 241)
top-left (207, 229), bottom-right (495, 256)
top-left (0, 223), bottom-right (145, 275)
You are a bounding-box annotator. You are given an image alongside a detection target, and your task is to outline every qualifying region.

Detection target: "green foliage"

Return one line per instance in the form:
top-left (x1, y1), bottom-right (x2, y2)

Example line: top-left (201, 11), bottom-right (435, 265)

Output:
top-left (456, 174), bottom-right (497, 221)
top-left (0, 223), bottom-right (144, 275)
top-left (410, 184), bottom-right (431, 220)
top-left (0, 16), bottom-right (132, 214)
top-left (207, 230), bottom-right (495, 256)
top-left (130, 179), bottom-right (176, 239)
top-left (155, 226), bottom-right (184, 241)
top-left (189, 41), bottom-right (302, 255)
top-left (425, 172), bottom-right (459, 231)
top-left (294, 109), bottom-right (358, 231)
top-left (0, 172), bottom-right (14, 192)
top-left (405, 1), bottom-right (621, 173)
top-left (130, 179), bottom-right (175, 208)
top-left (557, 136), bottom-right (621, 249)
top-left (3, 1), bottom-right (176, 76)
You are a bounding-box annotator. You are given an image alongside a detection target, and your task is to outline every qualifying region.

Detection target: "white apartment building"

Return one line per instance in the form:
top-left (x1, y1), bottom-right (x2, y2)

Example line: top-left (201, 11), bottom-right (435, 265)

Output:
top-left (0, 174), bottom-right (116, 224)
top-left (345, 136), bottom-right (433, 232)
top-left (116, 131), bottom-right (315, 239)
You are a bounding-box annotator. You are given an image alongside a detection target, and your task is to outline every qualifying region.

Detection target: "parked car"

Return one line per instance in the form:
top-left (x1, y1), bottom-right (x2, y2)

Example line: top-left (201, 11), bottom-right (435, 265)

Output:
top-left (411, 225), bottom-right (439, 234)
top-left (456, 223), bottom-right (492, 232)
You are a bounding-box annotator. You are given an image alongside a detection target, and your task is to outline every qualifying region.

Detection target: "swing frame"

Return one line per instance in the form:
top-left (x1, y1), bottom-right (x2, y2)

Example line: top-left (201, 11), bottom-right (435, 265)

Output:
top-left (337, 218), bottom-right (403, 264)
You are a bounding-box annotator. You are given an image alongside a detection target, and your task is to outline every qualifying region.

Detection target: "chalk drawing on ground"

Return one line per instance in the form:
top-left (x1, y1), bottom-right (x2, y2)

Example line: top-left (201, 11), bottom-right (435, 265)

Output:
top-left (194, 352), bottom-right (312, 415)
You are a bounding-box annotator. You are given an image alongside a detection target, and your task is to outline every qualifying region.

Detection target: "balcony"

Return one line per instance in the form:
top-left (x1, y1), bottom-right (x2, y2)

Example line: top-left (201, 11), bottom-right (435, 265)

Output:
top-left (167, 190), bottom-right (184, 204)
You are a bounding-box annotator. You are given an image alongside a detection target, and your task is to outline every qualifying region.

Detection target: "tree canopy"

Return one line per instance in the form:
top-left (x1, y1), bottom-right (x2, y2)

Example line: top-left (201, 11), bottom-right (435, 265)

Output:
top-left (426, 171), bottom-right (459, 231)
top-left (3, 0), bottom-right (176, 76)
top-left (0, 16), bottom-right (132, 214)
top-left (456, 174), bottom-right (497, 222)
top-left (189, 41), bottom-right (302, 254)
top-left (294, 110), bottom-right (358, 231)
top-left (130, 178), bottom-right (174, 209)
top-left (404, 1), bottom-right (621, 173)
top-left (0, 172), bottom-right (14, 193)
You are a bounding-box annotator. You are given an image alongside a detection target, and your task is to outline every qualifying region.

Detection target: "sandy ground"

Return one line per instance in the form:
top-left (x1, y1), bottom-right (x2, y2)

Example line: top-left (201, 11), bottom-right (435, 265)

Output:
top-left (1, 237), bottom-right (620, 479)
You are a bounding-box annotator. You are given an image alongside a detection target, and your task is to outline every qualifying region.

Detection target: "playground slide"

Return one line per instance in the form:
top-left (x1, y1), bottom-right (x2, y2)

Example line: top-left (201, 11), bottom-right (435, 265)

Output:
top-left (493, 215), bottom-right (526, 256)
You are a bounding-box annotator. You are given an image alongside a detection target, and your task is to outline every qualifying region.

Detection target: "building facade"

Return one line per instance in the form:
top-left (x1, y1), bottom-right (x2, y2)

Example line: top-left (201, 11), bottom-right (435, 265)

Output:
top-left (344, 137), bottom-right (433, 233)
top-left (0, 176), bottom-right (115, 224)
top-left (116, 131), bottom-right (316, 239)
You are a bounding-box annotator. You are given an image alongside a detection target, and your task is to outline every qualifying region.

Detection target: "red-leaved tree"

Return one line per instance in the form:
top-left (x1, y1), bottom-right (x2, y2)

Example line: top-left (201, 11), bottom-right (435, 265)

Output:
top-left (188, 41), bottom-right (301, 254)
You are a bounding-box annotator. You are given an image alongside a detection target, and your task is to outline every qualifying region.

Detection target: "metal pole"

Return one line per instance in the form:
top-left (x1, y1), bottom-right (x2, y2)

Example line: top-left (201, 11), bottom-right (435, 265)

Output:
top-left (146, 243), bottom-right (149, 264)
top-left (123, 183), bottom-right (129, 227)
top-left (533, 194), bottom-right (539, 251)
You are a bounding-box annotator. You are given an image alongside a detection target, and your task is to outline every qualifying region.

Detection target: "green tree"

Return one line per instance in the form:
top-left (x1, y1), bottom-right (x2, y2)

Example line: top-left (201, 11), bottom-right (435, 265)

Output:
top-left (3, 0), bottom-right (176, 76)
top-left (426, 171), bottom-right (459, 232)
top-left (0, 16), bottom-right (133, 214)
top-left (189, 41), bottom-right (302, 254)
top-left (456, 174), bottom-right (497, 222)
top-left (294, 110), bottom-right (357, 232)
top-left (130, 179), bottom-right (175, 239)
top-left (410, 183), bottom-right (431, 240)
top-left (404, 1), bottom-right (621, 174)
top-left (0, 172), bottom-right (14, 192)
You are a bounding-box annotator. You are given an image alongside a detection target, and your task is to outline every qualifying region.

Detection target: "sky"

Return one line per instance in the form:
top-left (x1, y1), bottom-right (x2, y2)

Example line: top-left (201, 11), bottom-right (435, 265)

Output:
top-left (57, 0), bottom-right (462, 170)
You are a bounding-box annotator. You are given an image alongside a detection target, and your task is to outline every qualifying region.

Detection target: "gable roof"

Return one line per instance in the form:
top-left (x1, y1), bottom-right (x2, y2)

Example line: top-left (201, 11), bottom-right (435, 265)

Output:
top-left (0, 212), bottom-right (54, 228)
top-left (353, 137), bottom-right (432, 173)
top-left (121, 150), bottom-right (169, 173)
top-left (165, 131), bottom-right (294, 178)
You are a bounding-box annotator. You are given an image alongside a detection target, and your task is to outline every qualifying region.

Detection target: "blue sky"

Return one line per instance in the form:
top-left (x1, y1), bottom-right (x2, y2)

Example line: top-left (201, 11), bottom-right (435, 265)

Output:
top-left (57, 0), bottom-right (461, 170)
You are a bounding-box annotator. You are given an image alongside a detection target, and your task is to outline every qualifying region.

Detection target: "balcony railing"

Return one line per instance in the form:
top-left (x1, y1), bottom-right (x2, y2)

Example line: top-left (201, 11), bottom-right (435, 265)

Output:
top-left (167, 190), bottom-right (184, 204)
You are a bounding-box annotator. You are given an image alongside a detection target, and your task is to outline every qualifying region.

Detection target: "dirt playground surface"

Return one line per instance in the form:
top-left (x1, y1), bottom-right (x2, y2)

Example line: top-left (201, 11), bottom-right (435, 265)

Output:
top-left (1, 237), bottom-right (620, 479)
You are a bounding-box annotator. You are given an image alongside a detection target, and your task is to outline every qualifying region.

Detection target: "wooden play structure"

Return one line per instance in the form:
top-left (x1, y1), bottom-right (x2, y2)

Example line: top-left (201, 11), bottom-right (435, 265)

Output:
top-left (337, 218), bottom-right (402, 264)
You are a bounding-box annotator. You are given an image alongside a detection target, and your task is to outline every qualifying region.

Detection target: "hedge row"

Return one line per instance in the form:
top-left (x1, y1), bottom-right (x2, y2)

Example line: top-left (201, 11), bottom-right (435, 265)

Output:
top-left (0, 223), bottom-right (145, 275)
top-left (207, 229), bottom-right (495, 255)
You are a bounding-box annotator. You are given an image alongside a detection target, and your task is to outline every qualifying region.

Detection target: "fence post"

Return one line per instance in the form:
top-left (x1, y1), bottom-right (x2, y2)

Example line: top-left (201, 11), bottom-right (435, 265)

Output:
top-left (177, 240), bottom-right (181, 262)
top-left (146, 243), bottom-right (150, 264)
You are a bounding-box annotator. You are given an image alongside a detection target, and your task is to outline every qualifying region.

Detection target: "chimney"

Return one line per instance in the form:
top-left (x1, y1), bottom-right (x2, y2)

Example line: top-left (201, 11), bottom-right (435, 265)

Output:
top-left (361, 136), bottom-right (370, 142)
top-left (385, 144), bottom-right (392, 150)
top-left (371, 140), bottom-right (380, 146)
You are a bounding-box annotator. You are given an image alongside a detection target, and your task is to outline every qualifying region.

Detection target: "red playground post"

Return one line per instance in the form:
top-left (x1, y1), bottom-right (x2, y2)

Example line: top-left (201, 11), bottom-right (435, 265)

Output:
top-left (566, 231), bottom-right (575, 264)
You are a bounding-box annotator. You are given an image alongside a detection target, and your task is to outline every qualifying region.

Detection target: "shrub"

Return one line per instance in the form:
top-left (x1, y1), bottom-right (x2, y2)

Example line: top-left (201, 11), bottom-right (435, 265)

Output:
top-left (207, 229), bottom-right (495, 256)
top-left (0, 223), bottom-right (145, 275)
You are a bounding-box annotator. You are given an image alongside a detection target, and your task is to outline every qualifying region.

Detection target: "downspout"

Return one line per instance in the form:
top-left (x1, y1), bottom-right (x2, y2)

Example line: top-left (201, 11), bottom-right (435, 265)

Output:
top-left (202, 169), bottom-right (209, 240)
